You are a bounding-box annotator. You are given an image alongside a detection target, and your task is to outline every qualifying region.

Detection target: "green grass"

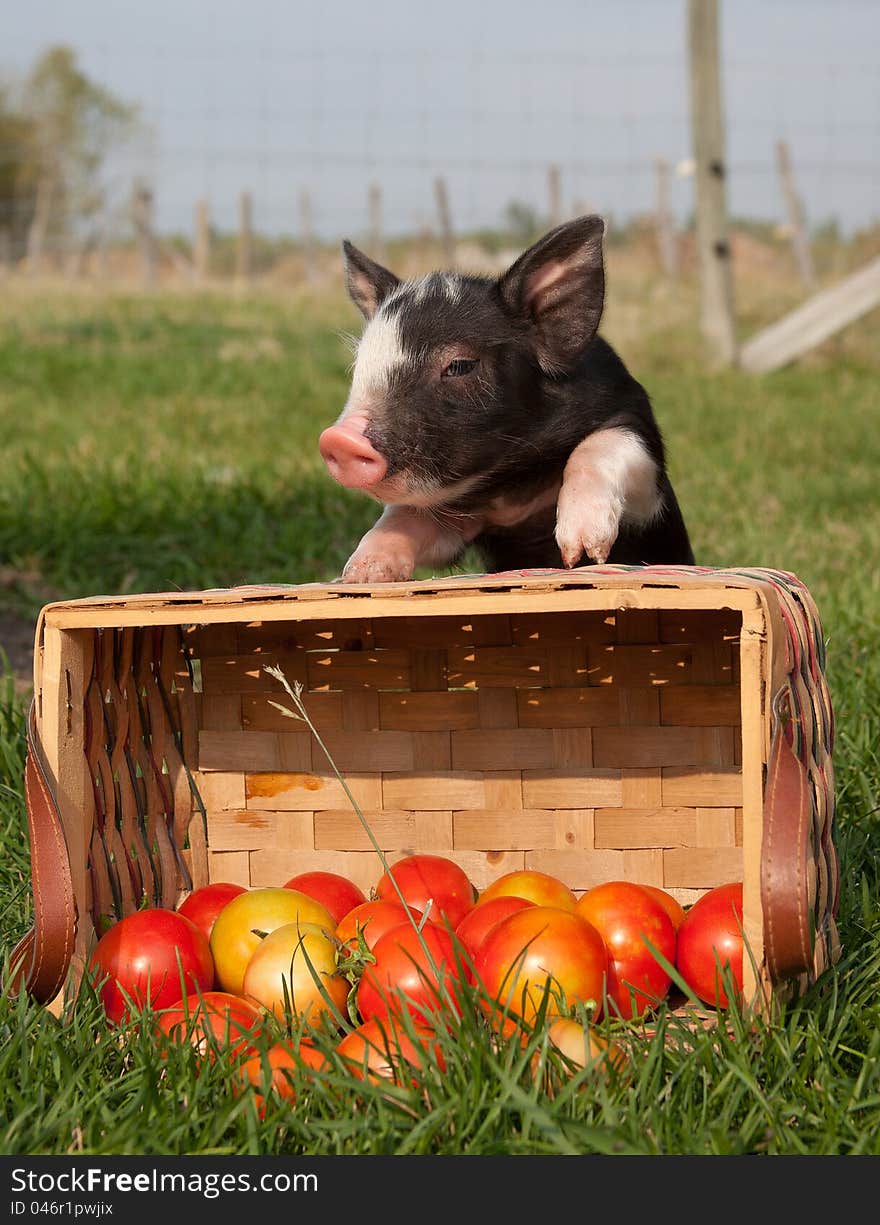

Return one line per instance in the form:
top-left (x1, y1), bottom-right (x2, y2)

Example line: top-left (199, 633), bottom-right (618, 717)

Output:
top-left (1, 282), bottom-right (879, 1156)
top-left (0, 290), bottom-right (372, 604)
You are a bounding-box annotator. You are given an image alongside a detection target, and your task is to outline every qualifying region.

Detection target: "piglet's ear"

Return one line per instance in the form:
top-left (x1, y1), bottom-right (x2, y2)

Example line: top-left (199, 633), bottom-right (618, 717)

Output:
top-left (342, 240), bottom-right (401, 320)
top-left (497, 215), bottom-right (606, 372)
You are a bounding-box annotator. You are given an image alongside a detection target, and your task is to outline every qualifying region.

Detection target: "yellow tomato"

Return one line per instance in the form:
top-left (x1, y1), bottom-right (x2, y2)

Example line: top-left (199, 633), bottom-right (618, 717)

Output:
top-left (547, 1017), bottom-right (627, 1075)
top-left (210, 887), bottom-right (335, 995)
top-left (241, 921), bottom-right (348, 1026)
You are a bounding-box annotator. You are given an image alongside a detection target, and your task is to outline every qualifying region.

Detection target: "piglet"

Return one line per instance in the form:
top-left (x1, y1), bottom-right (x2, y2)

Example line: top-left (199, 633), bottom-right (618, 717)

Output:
top-left (319, 216), bottom-right (694, 582)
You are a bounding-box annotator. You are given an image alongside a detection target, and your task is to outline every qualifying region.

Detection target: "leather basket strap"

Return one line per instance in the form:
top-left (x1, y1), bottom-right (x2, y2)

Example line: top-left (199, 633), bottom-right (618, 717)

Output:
top-left (6, 700), bottom-right (77, 1004)
top-left (760, 704), bottom-right (812, 982)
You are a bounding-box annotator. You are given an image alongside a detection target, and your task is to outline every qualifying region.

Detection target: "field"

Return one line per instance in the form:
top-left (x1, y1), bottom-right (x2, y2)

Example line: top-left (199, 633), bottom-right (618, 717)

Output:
top-left (1, 234), bottom-right (879, 1156)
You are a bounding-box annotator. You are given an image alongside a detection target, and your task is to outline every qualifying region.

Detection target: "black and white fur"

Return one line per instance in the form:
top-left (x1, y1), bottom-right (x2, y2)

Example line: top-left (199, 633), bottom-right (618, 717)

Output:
top-left (320, 215), bottom-right (694, 582)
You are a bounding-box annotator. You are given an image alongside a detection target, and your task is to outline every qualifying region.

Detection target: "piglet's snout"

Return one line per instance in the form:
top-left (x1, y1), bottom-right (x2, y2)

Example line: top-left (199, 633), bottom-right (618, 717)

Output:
top-left (319, 417), bottom-right (387, 489)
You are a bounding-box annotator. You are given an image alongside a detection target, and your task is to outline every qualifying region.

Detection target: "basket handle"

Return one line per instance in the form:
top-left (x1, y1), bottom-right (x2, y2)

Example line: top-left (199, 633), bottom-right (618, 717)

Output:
top-left (761, 717), bottom-right (812, 983)
top-left (6, 700), bottom-right (77, 1004)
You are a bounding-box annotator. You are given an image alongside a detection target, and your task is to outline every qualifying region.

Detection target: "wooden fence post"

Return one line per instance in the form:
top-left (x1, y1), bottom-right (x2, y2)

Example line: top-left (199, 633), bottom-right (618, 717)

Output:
top-left (95, 225), bottom-right (108, 283)
top-left (775, 139), bottom-right (816, 290)
top-left (194, 199), bottom-right (211, 283)
top-left (298, 189), bottom-right (318, 283)
top-left (434, 177), bottom-right (455, 268)
top-left (654, 156), bottom-right (679, 278)
top-left (236, 190), bottom-right (253, 285)
top-left (25, 172), bottom-right (54, 276)
top-left (368, 181), bottom-right (385, 263)
top-left (687, 0), bottom-right (737, 365)
top-left (547, 164), bottom-right (562, 229)
top-left (131, 179), bottom-right (157, 290)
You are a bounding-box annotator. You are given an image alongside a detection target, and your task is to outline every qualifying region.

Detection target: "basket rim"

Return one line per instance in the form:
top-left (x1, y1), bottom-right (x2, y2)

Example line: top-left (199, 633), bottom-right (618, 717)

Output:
top-left (35, 563), bottom-right (795, 632)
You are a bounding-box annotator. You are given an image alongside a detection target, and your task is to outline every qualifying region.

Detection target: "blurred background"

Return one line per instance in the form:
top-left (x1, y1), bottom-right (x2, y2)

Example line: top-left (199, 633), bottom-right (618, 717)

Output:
top-left (2, 0), bottom-right (878, 294)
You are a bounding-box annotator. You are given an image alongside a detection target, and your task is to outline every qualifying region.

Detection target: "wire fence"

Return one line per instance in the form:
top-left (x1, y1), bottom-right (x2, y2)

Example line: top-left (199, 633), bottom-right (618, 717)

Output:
top-left (2, 3), bottom-right (879, 288)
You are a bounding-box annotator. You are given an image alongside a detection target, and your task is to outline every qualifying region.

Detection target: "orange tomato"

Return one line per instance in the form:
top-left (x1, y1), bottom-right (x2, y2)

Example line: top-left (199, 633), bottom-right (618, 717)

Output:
top-left (576, 881), bottom-right (676, 1019)
top-left (476, 906), bottom-right (607, 1025)
top-left (454, 895), bottom-right (536, 976)
top-left (237, 1040), bottom-right (328, 1113)
top-left (153, 990), bottom-right (264, 1060)
top-left (476, 870), bottom-right (577, 912)
top-left (336, 899), bottom-right (427, 952)
top-left (638, 884), bottom-right (687, 931)
top-left (336, 1016), bottom-right (446, 1084)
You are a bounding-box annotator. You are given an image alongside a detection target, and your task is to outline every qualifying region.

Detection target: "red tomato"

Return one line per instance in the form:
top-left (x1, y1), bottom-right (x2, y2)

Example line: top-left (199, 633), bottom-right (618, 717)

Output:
top-left (576, 881), bottom-right (676, 1019)
top-left (336, 1016), bottom-right (446, 1084)
top-left (356, 922), bottom-right (464, 1026)
top-left (454, 895), bottom-right (536, 975)
top-left (375, 854), bottom-right (476, 930)
top-left (88, 908), bottom-right (214, 1025)
top-left (154, 991), bottom-right (264, 1060)
top-left (675, 882), bottom-right (744, 1008)
top-left (282, 871), bottom-right (367, 926)
top-left (177, 882), bottom-right (247, 942)
top-left (476, 869), bottom-right (577, 912)
top-left (476, 906), bottom-right (608, 1025)
top-left (638, 884), bottom-right (687, 931)
top-left (335, 899), bottom-right (426, 952)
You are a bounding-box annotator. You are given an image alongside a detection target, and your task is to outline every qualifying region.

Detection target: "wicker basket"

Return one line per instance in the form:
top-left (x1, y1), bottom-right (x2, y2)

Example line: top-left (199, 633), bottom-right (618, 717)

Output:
top-left (12, 564), bottom-right (840, 1013)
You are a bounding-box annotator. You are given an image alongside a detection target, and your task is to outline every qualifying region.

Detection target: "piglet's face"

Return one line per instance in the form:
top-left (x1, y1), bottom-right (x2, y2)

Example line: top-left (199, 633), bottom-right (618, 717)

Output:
top-left (319, 217), bottom-right (606, 509)
top-left (321, 271), bottom-right (535, 507)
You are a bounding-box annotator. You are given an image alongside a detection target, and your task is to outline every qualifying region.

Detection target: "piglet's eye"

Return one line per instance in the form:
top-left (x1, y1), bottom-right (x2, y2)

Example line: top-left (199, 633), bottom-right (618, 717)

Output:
top-left (443, 358), bottom-right (479, 377)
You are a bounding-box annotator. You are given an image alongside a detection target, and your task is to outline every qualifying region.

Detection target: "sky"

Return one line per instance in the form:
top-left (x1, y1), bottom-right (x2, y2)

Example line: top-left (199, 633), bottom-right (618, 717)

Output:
top-left (4, 0), bottom-right (879, 241)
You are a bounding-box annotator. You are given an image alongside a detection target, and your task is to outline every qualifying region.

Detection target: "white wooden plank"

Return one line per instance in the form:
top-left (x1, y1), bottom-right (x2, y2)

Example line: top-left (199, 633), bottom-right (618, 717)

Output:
top-left (740, 255), bottom-right (880, 373)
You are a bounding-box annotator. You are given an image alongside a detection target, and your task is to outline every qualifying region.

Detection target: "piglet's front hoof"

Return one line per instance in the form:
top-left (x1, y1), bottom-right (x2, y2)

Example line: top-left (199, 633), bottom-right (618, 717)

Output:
top-left (555, 496), bottom-right (620, 568)
top-left (339, 551), bottom-right (415, 584)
